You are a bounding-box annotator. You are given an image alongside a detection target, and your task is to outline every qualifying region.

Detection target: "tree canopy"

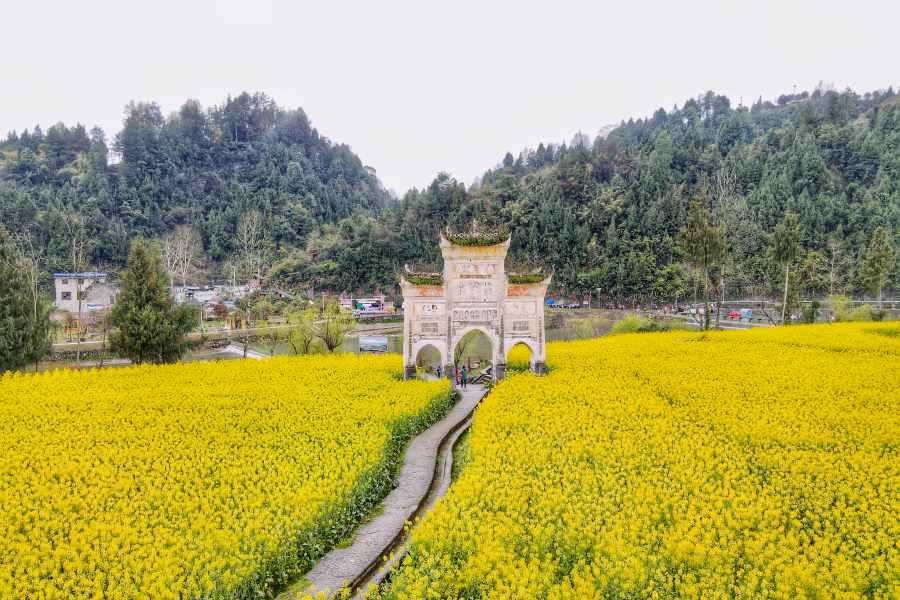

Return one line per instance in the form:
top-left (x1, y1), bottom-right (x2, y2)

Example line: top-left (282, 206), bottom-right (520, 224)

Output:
top-left (109, 240), bottom-right (196, 364)
top-left (2, 85), bottom-right (899, 304)
top-left (0, 226), bottom-right (52, 372)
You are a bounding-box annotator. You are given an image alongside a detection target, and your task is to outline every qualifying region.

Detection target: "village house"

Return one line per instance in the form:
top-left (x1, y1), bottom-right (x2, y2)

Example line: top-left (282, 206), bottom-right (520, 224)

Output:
top-left (53, 273), bottom-right (119, 314)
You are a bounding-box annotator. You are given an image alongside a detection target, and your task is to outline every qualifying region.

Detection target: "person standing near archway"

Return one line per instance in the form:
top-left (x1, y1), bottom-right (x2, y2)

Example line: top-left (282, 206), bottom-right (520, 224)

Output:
top-left (461, 365), bottom-right (468, 388)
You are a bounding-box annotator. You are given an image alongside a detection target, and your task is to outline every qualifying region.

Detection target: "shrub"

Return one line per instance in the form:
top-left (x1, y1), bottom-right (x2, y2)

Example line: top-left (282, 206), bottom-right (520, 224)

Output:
top-left (849, 304), bottom-right (887, 322)
top-left (609, 315), bottom-right (690, 336)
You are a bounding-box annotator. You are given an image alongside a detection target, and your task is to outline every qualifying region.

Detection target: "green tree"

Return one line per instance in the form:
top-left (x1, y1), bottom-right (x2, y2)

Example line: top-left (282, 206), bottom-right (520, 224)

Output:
top-left (0, 226), bottom-right (52, 372)
top-left (859, 226), bottom-right (896, 308)
top-left (286, 306), bottom-right (319, 355)
top-left (650, 264), bottom-right (687, 306)
top-left (110, 240), bottom-right (195, 365)
top-left (316, 301), bottom-right (356, 353)
top-left (454, 330), bottom-right (481, 366)
top-left (677, 189), bottom-right (726, 330)
top-left (770, 213), bottom-right (800, 325)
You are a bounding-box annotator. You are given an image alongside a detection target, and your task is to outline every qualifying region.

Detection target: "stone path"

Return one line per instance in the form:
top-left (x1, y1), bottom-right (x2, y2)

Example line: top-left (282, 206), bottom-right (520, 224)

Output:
top-left (223, 343), bottom-right (269, 360)
top-left (280, 384), bottom-right (487, 599)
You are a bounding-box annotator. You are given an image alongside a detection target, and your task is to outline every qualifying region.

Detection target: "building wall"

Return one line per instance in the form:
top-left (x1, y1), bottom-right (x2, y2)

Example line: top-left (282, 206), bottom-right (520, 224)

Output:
top-left (55, 277), bottom-right (117, 313)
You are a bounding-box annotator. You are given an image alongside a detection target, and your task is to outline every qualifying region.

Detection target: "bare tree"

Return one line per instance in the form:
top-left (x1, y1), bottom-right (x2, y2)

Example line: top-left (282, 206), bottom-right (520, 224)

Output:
top-left (596, 124), bottom-right (616, 143)
top-left (161, 225), bottom-right (203, 293)
top-left (174, 225), bottom-right (202, 288)
top-left (812, 80), bottom-right (835, 115)
top-left (161, 234), bottom-right (179, 290)
top-left (235, 212), bottom-right (266, 286)
top-left (259, 322), bottom-right (283, 355)
top-left (59, 213), bottom-right (94, 362)
top-left (824, 238), bottom-right (854, 296)
top-left (233, 296), bottom-right (255, 359)
top-left (710, 166), bottom-right (747, 330)
top-left (570, 131), bottom-right (592, 149)
top-left (11, 233), bottom-right (46, 322)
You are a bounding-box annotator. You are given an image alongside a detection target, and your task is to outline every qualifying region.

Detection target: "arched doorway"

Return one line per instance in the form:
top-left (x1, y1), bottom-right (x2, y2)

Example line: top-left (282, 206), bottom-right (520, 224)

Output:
top-left (506, 341), bottom-right (535, 375)
top-left (415, 344), bottom-right (443, 377)
top-left (452, 328), bottom-right (495, 384)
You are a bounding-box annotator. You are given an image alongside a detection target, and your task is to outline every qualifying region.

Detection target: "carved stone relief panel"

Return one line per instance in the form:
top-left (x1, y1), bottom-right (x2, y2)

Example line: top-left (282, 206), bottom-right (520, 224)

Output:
top-left (455, 280), bottom-right (495, 303)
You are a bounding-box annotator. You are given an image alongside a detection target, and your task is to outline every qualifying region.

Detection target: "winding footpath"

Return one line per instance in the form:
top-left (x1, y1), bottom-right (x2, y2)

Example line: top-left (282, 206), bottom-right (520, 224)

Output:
top-left (279, 384), bottom-right (487, 599)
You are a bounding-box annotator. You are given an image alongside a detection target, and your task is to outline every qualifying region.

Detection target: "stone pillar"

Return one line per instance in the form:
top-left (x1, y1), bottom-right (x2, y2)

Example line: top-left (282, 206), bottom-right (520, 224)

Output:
top-left (445, 364), bottom-right (457, 388)
top-left (495, 362), bottom-right (507, 381)
top-left (532, 361), bottom-right (548, 376)
top-left (404, 365), bottom-right (417, 381)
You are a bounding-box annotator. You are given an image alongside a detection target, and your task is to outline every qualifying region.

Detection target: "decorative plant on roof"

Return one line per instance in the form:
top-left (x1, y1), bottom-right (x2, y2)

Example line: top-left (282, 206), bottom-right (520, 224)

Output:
top-left (508, 272), bottom-right (548, 284)
top-left (506, 253), bottom-right (552, 285)
top-left (403, 263), bottom-right (443, 286)
top-left (444, 221), bottom-right (509, 246)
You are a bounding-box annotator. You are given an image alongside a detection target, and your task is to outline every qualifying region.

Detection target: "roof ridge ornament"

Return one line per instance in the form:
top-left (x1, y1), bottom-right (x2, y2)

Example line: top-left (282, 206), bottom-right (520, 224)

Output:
top-left (443, 221), bottom-right (509, 246)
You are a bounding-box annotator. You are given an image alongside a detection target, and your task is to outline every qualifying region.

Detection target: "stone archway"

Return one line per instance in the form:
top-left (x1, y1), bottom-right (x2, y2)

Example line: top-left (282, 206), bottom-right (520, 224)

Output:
top-left (400, 233), bottom-right (551, 384)
top-left (506, 339), bottom-right (537, 373)
top-left (409, 338), bottom-right (449, 373)
top-left (415, 343), bottom-right (443, 368)
top-left (451, 326), bottom-right (496, 367)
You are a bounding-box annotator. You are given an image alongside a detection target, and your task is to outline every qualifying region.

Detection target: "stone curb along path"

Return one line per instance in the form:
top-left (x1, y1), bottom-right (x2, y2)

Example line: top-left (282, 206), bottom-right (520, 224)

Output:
top-left (281, 383), bottom-right (487, 599)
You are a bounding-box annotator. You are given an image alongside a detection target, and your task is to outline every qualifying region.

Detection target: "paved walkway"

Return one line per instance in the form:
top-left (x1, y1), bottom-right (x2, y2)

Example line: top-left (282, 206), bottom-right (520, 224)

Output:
top-left (223, 344), bottom-right (269, 360)
top-left (280, 384), bottom-right (487, 599)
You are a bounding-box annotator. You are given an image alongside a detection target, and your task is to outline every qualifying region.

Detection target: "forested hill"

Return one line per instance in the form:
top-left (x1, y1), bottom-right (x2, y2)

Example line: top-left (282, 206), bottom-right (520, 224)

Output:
top-left (0, 92), bottom-right (390, 268)
top-left (1, 85), bottom-right (899, 304)
top-left (375, 84), bottom-right (899, 301)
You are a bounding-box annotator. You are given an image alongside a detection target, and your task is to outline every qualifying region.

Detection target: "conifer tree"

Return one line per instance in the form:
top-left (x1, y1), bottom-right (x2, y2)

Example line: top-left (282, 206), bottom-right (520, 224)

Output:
top-left (677, 189), bottom-right (725, 330)
top-left (860, 226), bottom-right (896, 309)
top-left (110, 240), bottom-right (196, 365)
top-left (0, 226), bottom-right (52, 373)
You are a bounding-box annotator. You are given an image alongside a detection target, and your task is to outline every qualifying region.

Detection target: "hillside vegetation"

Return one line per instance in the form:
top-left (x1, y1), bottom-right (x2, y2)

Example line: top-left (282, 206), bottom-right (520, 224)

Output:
top-left (2, 85), bottom-right (898, 301)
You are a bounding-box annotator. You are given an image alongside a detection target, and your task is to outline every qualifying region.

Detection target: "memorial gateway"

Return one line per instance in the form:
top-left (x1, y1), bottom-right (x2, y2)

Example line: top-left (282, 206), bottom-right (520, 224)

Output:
top-left (400, 232), bottom-right (551, 383)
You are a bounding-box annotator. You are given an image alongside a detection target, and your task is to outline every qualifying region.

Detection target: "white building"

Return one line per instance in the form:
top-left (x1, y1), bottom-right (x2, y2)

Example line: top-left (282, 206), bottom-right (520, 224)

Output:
top-left (53, 273), bottom-right (118, 314)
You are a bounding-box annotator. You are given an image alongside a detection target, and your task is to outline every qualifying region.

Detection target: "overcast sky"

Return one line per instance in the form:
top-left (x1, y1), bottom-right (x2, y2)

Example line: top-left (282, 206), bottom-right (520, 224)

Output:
top-left (3, 0), bottom-right (897, 194)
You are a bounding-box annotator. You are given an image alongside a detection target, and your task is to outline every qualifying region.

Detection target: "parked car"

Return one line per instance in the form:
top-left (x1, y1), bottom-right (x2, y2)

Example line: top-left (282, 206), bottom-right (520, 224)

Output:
top-left (729, 310), bottom-right (740, 318)
top-left (564, 303), bottom-right (580, 309)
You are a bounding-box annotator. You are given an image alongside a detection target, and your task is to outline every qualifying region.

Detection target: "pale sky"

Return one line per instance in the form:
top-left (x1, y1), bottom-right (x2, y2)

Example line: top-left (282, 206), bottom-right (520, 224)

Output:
top-left (2, 0), bottom-right (897, 194)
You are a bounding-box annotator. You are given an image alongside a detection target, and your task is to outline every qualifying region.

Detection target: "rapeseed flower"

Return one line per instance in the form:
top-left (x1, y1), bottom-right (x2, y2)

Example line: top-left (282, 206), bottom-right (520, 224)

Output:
top-left (374, 323), bottom-right (900, 599)
top-left (0, 354), bottom-right (449, 599)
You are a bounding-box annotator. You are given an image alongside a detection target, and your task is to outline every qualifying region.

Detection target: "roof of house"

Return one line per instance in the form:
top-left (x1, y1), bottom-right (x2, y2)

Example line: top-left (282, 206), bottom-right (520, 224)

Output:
top-left (53, 272), bottom-right (107, 278)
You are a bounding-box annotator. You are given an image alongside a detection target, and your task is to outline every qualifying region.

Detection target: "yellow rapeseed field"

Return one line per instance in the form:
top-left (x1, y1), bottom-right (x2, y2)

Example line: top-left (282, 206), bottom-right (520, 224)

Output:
top-left (376, 323), bottom-right (900, 599)
top-left (0, 354), bottom-right (450, 600)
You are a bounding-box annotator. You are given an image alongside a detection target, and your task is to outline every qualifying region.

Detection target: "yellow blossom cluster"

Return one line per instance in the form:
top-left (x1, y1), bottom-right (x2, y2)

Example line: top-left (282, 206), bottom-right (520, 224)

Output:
top-left (0, 354), bottom-right (449, 599)
top-left (376, 323), bottom-right (900, 599)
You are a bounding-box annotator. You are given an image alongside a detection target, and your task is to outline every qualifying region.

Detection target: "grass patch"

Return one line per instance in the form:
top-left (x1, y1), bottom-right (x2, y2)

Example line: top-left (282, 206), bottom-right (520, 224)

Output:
top-left (610, 315), bottom-right (692, 336)
top-left (451, 428), bottom-right (471, 484)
